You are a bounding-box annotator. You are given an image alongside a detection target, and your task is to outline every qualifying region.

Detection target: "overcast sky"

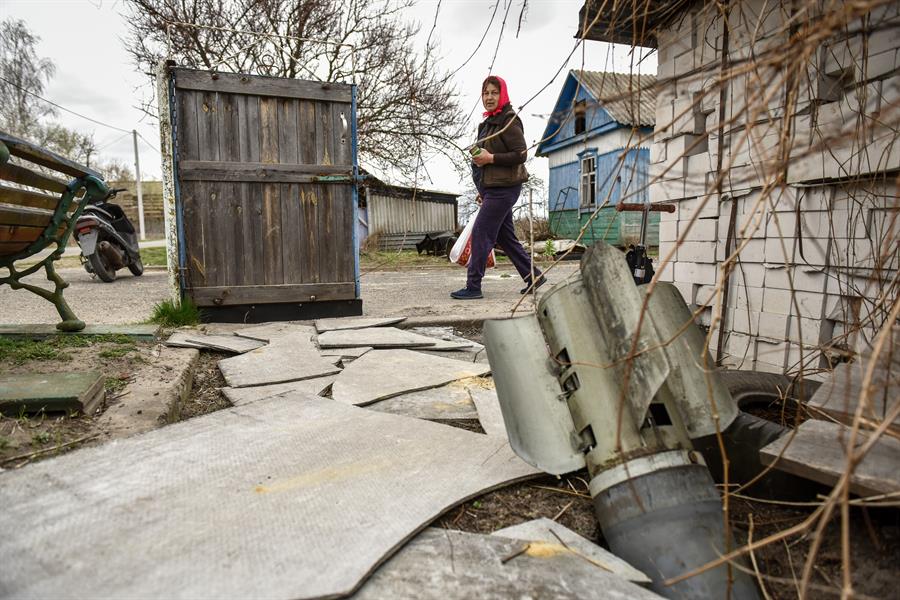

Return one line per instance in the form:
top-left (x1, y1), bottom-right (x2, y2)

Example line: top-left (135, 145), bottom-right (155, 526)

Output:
top-left (3, 0), bottom-right (655, 193)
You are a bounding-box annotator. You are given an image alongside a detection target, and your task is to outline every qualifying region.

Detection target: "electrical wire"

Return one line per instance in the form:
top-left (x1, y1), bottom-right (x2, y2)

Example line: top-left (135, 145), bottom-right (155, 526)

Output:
top-left (0, 74), bottom-right (132, 134)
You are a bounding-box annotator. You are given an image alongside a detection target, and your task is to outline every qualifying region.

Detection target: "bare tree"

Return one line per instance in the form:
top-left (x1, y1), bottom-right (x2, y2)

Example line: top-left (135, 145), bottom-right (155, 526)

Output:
top-left (122, 0), bottom-right (468, 181)
top-left (0, 19), bottom-right (57, 137)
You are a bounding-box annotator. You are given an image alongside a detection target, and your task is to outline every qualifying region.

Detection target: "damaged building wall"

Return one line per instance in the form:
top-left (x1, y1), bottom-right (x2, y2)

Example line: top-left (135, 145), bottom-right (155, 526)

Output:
top-left (648, 1), bottom-right (899, 376)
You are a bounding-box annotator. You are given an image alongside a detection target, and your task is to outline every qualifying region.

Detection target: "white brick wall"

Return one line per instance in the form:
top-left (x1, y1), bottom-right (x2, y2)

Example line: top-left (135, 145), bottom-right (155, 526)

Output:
top-left (648, 2), bottom-right (899, 376)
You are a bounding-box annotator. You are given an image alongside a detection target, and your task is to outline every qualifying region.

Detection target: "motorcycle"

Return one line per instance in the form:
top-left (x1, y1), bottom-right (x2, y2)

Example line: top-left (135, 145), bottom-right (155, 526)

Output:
top-left (74, 187), bottom-right (144, 282)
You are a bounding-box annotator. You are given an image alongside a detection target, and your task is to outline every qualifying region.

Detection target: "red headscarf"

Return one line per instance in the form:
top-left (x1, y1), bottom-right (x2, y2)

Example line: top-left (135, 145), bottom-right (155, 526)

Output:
top-left (482, 75), bottom-right (510, 118)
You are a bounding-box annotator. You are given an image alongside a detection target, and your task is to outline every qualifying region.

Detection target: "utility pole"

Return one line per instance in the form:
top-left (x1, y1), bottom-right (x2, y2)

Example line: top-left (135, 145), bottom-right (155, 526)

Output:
top-left (132, 130), bottom-right (146, 240)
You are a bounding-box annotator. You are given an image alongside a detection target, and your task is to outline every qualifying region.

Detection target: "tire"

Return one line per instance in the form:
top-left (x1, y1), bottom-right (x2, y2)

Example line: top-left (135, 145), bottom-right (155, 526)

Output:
top-left (128, 254), bottom-right (144, 276)
top-left (88, 252), bottom-right (116, 282)
top-left (718, 370), bottom-right (820, 409)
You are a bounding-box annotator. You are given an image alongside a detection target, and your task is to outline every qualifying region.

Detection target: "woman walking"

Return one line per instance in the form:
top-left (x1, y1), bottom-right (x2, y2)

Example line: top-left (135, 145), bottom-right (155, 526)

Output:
top-left (451, 75), bottom-right (546, 300)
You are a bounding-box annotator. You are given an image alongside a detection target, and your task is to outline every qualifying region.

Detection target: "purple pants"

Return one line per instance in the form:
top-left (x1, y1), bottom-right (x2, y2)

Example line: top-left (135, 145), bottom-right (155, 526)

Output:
top-left (467, 184), bottom-right (542, 291)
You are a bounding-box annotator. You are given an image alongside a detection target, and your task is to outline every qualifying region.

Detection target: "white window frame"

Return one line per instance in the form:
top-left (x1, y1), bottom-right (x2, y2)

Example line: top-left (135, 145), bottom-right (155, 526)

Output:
top-left (580, 155), bottom-right (596, 208)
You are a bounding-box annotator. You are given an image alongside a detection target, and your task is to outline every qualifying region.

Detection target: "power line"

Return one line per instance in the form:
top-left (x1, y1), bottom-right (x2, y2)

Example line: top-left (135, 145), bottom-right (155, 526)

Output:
top-left (137, 132), bottom-right (161, 155)
top-left (0, 74), bottom-right (132, 134)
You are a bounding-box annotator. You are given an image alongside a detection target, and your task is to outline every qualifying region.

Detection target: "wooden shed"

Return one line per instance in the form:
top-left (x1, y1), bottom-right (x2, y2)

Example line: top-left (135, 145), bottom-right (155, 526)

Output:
top-left (157, 66), bottom-right (361, 321)
top-left (357, 174), bottom-right (459, 250)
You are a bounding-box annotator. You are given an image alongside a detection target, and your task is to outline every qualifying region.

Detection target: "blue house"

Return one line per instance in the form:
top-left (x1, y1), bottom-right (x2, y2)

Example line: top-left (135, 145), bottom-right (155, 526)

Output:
top-left (537, 71), bottom-right (657, 246)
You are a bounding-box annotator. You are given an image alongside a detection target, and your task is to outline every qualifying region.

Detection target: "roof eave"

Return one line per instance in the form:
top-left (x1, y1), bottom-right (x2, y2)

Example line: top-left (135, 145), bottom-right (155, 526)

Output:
top-left (575, 0), bottom-right (696, 47)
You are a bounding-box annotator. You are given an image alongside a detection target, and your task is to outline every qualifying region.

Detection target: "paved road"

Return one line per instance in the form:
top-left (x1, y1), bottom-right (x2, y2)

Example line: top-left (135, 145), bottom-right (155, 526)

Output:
top-left (0, 263), bottom-right (580, 326)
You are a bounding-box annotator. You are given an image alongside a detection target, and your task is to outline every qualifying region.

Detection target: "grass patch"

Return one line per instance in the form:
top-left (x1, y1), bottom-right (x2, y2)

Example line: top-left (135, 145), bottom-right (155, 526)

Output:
top-left (105, 376), bottom-right (129, 393)
top-left (0, 338), bottom-right (72, 363)
top-left (0, 334), bottom-right (140, 364)
top-left (140, 246), bottom-right (168, 267)
top-left (148, 298), bottom-right (201, 327)
top-left (360, 250), bottom-right (451, 269)
top-left (98, 347), bottom-right (134, 359)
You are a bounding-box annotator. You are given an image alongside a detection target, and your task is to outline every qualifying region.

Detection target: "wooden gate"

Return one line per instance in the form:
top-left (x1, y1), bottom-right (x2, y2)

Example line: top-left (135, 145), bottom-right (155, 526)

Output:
top-left (162, 67), bottom-right (360, 320)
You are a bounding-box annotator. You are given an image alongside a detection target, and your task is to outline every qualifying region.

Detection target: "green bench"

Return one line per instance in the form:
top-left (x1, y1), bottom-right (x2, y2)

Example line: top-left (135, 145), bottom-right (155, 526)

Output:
top-left (0, 131), bottom-right (109, 331)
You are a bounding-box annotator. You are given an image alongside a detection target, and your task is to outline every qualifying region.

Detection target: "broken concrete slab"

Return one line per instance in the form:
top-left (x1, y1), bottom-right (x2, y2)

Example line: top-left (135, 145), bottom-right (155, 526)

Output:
top-left (0, 394), bottom-right (537, 600)
top-left (315, 316), bottom-right (406, 333)
top-left (0, 372), bottom-right (104, 416)
top-left (218, 334), bottom-right (340, 388)
top-left (0, 323), bottom-right (159, 341)
top-left (231, 322), bottom-right (316, 345)
top-left (332, 349), bottom-right (491, 406)
top-left (760, 419), bottom-right (900, 497)
top-left (367, 384), bottom-right (479, 420)
top-left (317, 327), bottom-right (441, 350)
top-left (221, 376), bottom-right (337, 406)
top-left (165, 331), bottom-right (266, 354)
top-left (319, 346), bottom-right (373, 360)
top-left (351, 528), bottom-right (663, 599)
top-left (469, 385), bottom-right (507, 438)
top-left (412, 326), bottom-right (484, 350)
top-left (491, 518), bottom-right (651, 583)
top-left (99, 346), bottom-right (199, 437)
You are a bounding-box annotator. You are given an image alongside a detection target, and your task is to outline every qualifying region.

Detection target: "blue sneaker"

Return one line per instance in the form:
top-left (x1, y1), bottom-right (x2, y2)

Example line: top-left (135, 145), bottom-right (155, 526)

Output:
top-left (450, 287), bottom-right (483, 300)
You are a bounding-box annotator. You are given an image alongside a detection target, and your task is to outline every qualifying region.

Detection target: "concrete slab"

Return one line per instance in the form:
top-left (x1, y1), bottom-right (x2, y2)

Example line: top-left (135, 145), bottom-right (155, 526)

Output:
top-left (0, 323), bottom-right (159, 341)
top-left (218, 336), bottom-right (341, 388)
top-left (469, 385), bottom-right (507, 438)
top-left (411, 326), bottom-right (484, 352)
top-left (98, 347), bottom-right (199, 437)
top-left (0, 394), bottom-right (538, 600)
top-left (221, 376), bottom-right (337, 406)
top-left (320, 346), bottom-right (373, 359)
top-left (367, 383), bottom-right (479, 420)
top-left (491, 518), bottom-right (651, 583)
top-left (315, 316), bottom-right (406, 332)
top-left (317, 327), bottom-right (440, 350)
top-left (332, 349), bottom-right (491, 406)
top-left (0, 372), bottom-right (104, 416)
top-left (165, 331), bottom-right (266, 354)
top-left (351, 528), bottom-right (663, 599)
top-left (231, 322), bottom-right (317, 344)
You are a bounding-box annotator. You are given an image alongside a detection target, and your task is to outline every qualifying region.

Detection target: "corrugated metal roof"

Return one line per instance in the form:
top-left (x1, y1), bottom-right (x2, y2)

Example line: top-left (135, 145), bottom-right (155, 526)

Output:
top-left (574, 71), bottom-right (657, 127)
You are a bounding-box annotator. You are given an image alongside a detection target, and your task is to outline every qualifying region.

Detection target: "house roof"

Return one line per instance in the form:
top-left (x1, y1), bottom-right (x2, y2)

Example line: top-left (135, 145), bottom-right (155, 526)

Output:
top-left (575, 71), bottom-right (657, 127)
top-left (536, 70), bottom-right (657, 156)
top-left (576, 0), bottom-right (695, 47)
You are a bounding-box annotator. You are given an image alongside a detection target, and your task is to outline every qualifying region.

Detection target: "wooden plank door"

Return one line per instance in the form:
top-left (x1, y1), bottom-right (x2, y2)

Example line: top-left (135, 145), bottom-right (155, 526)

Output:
top-left (170, 68), bottom-right (358, 308)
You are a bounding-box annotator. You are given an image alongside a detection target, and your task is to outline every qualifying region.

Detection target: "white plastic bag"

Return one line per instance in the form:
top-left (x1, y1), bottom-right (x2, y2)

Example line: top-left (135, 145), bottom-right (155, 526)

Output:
top-left (449, 209), bottom-right (494, 267)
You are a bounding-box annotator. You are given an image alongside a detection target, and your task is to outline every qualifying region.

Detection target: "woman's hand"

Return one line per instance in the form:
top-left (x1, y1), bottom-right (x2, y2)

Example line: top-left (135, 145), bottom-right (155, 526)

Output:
top-left (475, 193), bottom-right (483, 205)
top-left (472, 150), bottom-right (494, 167)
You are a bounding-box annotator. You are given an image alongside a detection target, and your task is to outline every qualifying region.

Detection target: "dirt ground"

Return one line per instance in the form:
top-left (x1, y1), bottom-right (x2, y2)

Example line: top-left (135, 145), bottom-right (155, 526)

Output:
top-left (0, 333), bottom-right (226, 468)
top-left (2, 326), bottom-right (897, 598)
top-left (0, 335), bottom-right (149, 467)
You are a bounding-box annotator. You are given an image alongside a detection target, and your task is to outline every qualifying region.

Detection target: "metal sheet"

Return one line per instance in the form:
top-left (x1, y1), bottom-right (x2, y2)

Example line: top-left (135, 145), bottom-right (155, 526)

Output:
top-left (643, 283), bottom-right (739, 437)
top-left (351, 528), bottom-right (663, 599)
top-left (0, 395), bottom-right (538, 600)
top-left (484, 315), bottom-right (586, 475)
top-left (577, 242), bottom-right (671, 425)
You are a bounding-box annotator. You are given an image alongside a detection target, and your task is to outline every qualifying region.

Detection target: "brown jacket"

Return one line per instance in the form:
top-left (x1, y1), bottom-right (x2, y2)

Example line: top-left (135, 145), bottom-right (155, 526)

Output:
top-left (476, 104), bottom-right (529, 188)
